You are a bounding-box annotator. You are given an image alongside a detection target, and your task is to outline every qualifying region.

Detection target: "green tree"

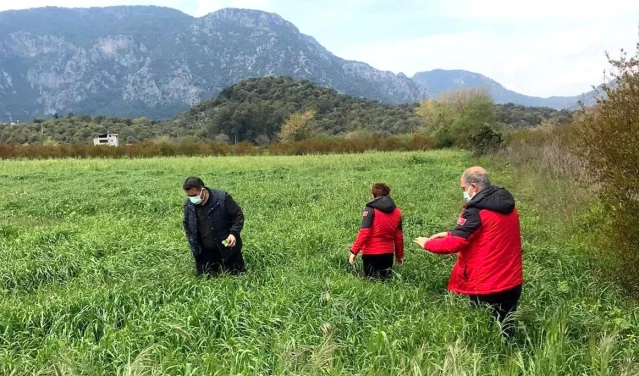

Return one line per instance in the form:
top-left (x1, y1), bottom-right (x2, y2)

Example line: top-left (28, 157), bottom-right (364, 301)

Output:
top-left (571, 40), bottom-right (639, 294)
top-left (215, 133), bottom-right (230, 144)
top-left (278, 110), bottom-right (316, 143)
top-left (132, 117), bottom-right (152, 127)
top-left (254, 134), bottom-right (271, 146)
top-left (467, 123), bottom-right (503, 155)
top-left (414, 98), bottom-right (454, 136)
top-left (451, 91), bottom-right (496, 147)
top-left (415, 88), bottom-right (496, 148)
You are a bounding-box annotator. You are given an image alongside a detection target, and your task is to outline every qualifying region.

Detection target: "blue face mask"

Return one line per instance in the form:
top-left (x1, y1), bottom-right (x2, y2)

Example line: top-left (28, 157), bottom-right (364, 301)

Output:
top-left (189, 188), bottom-right (204, 205)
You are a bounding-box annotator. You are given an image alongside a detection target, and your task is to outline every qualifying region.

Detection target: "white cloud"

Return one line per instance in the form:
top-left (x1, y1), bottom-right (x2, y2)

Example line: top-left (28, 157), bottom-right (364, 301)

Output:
top-left (429, 0), bottom-right (639, 24)
top-left (0, 0), bottom-right (117, 10)
top-left (333, 22), bottom-right (637, 97)
top-left (192, 0), bottom-right (226, 17)
top-left (0, 0), bottom-right (270, 16)
top-left (0, 0), bottom-right (201, 14)
top-left (230, 0), bottom-right (269, 10)
top-left (331, 1), bottom-right (639, 97)
top-left (0, 0), bottom-right (184, 12)
top-left (192, 0), bottom-right (270, 16)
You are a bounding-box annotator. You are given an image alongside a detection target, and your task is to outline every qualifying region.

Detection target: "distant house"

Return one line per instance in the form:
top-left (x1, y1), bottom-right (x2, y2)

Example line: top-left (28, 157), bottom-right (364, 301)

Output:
top-left (93, 132), bottom-right (119, 146)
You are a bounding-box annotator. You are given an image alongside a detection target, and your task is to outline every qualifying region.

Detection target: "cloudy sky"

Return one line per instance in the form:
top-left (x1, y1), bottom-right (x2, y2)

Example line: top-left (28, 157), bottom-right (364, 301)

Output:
top-left (1, 0), bottom-right (637, 97)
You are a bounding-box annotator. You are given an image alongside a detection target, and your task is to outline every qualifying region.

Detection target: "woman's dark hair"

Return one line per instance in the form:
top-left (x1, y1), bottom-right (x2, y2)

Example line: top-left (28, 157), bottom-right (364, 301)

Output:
top-left (183, 177), bottom-right (205, 190)
top-left (371, 183), bottom-right (391, 198)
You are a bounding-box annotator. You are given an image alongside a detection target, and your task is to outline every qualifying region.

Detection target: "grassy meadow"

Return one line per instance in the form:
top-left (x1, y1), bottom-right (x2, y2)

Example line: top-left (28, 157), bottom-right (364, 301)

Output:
top-left (0, 151), bottom-right (637, 375)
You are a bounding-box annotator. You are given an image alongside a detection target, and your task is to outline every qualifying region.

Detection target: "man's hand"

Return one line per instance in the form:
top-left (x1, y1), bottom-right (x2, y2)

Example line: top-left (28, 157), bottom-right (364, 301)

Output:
top-left (428, 232), bottom-right (448, 240)
top-left (395, 258), bottom-right (403, 267)
top-left (349, 253), bottom-right (356, 265)
top-left (414, 237), bottom-right (429, 249)
top-left (225, 234), bottom-right (237, 247)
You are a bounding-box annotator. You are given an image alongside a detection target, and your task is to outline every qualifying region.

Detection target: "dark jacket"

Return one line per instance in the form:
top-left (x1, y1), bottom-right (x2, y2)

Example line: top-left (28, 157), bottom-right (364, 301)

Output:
top-left (350, 196), bottom-right (404, 259)
top-left (183, 188), bottom-right (244, 260)
top-left (423, 186), bottom-right (523, 295)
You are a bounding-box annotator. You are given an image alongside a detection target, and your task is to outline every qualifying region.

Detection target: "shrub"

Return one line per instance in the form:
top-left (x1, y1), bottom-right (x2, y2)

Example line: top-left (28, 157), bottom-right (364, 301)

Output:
top-left (569, 41), bottom-right (639, 295)
top-left (467, 124), bottom-right (503, 155)
top-left (408, 134), bottom-right (436, 151)
top-left (278, 110), bottom-right (316, 143)
top-left (0, 134), bottom-right (437, 160)
top-left (415, 88), bottom-right (496, 150)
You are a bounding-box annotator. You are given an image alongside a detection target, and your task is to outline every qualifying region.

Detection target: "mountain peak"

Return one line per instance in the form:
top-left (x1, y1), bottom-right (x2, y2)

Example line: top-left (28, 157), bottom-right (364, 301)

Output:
top-left (205, 7), bottom-right (283, 18)
top-left (197, 7), bottom-right (299, 34)
top-left (412, 69), bottom-right (595, 109)
top-left (0, 5), bottom-right (429, 122)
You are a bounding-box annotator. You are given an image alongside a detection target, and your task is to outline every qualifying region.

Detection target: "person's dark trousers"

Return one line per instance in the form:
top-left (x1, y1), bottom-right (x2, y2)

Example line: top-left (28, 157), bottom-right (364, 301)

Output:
top-left (468, 284), bottom-right (522, 338)
top-left (362, 253), bottom-right (394, 280)
top-left (195, 247), bottom-right (221, 276)
top-left (221, 249), bottom-right (246, 275)
top-left (195, 248), bottom-right (246, 276)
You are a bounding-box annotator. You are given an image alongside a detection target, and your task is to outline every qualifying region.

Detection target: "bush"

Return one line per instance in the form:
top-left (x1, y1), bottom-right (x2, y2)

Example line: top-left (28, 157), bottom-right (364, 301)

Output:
top-left (570, 42), bottom-right (639, 295)
top-left (415, 88), bottom-right (496, 150)
top-left (278, 110), bottom-right (316, 143)
top-left (408, 134), bottom-right (436, 151)
top-left (434, 128), bottom-right (454, 149)
top-left (467, 124), bottom-right (503, 155)
top-left (0, 134), bottom-right (436, 160)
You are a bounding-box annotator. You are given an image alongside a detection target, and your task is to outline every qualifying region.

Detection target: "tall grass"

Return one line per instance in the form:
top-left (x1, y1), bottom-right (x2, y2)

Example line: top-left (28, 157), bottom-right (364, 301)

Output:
top-left (0, 151), bottom-right (637, 374)
top-left (491, 126), bottom-right (590, 234)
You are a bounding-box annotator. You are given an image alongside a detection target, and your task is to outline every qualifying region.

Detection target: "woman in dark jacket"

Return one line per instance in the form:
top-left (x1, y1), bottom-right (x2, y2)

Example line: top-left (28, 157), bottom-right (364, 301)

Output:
top-left (349, 183), bottom-right (404, 279)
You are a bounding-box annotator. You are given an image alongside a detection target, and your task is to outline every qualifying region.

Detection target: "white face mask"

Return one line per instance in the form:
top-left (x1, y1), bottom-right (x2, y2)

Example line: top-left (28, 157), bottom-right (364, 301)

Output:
top-left (463, 186), bottom-right (474, 203)
top-left (189, 188), bottom-right (204, 205)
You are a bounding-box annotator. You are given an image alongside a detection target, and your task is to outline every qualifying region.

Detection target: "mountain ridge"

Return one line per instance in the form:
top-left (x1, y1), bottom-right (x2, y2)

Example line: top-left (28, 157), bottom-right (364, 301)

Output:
top-left (0, 6), bottom-right (594, 122)
top-left (411, 69), bottom-right (599, 109)
top-left (0, 76), bottom-right (575, 145)
top-left (0, 6), bottom-right (430, 122)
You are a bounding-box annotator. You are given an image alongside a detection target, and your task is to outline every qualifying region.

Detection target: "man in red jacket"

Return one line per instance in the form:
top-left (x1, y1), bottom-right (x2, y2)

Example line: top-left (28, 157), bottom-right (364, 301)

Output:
top-left (414, 166), bottom-right (523, 337)
top-left (350, 183), bottom-right (404, 280)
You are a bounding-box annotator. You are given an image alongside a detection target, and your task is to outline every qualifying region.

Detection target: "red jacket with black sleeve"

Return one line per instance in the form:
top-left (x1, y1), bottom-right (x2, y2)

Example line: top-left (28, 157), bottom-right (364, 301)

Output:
top-left (423, 186), bottom-right (523, 295)
top-left (351, 196), bottom-right (404, 259)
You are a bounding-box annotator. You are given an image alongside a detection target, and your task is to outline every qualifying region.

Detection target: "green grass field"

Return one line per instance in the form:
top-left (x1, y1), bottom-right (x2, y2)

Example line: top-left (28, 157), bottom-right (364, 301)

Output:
top-left (0, 151), bottom-right (637, 375)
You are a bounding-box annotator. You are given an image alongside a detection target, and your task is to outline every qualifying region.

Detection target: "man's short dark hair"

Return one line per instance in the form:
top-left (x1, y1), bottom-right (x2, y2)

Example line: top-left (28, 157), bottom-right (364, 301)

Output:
top-left (371, 183), bottom-right (391, 198)
top-left (183, 177), bottom-right (205, 190)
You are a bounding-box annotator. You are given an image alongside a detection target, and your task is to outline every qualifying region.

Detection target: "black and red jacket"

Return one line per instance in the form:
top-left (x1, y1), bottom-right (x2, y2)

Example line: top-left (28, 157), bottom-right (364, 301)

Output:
top-left (351, 196), bottom-right (404, 259)
top-left (423, 186), bottom-right (523, 295)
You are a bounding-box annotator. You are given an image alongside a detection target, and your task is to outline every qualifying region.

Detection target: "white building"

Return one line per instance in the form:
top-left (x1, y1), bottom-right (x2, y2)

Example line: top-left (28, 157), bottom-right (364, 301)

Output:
top-left (93, 132), bottom-right (119, 146)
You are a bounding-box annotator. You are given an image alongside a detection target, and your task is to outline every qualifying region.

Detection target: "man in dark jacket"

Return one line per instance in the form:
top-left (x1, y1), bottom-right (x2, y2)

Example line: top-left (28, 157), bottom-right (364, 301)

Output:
top-left (414, 167), bottom-right (523, 337)
top-left (182, 177), bottom-right (246, 276)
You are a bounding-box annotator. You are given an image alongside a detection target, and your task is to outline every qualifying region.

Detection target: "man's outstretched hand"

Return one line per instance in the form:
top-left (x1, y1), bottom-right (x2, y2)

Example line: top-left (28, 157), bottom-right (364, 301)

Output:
top-left (413, 237), bottom-right (429, 248)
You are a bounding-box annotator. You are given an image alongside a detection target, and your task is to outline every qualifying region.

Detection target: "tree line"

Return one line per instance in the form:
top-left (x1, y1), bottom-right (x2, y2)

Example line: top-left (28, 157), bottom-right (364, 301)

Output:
top-left (0, 76), bottom-right (574, 146)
